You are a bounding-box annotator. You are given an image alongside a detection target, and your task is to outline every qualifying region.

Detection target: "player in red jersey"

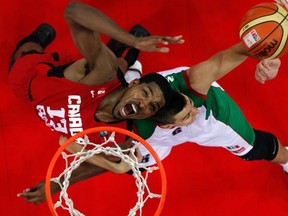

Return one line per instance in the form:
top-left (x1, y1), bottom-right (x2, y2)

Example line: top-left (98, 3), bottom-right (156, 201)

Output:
top-left (10, 1), bottom-right (184, 202)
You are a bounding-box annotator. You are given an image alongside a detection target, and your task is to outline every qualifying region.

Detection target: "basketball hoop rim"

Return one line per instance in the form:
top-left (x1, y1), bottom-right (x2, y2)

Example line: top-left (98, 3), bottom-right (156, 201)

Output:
top-left (45, 126), bottom-right (167, 216)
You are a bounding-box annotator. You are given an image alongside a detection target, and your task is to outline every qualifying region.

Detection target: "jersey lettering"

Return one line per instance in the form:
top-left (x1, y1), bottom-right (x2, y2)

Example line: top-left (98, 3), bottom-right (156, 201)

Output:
top-left (36, 105), bottom-right (67, 133)
top-left (141, 154), bottom-right (150, 163)
top-left (166, 76), bottom-right (175, 83)
top-left (172, 127), bottom-right (182, 136)
top-left (68, 95), bottom-right (84, 144)
top-left (35, 95), bottom-right (84, 142)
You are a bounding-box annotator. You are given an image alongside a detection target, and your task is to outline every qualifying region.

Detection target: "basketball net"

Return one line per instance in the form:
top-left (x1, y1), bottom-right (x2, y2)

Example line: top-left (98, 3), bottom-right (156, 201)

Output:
top-left (45, 127), bottom-right (167, 216)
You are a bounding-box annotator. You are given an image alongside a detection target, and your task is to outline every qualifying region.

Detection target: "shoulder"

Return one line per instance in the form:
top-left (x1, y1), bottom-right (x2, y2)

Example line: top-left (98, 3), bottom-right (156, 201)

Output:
top-left (133, 118), bottom-right (157, 140)
top-left (157, 66), bottom-right (189, 77)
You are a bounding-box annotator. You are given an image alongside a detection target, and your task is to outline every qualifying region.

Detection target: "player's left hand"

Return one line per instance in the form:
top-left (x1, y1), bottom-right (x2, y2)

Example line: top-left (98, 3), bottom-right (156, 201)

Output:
top-left (254, 58), bottom-right (281, 84)
top-left (134, 35), bottom-right (185, 53)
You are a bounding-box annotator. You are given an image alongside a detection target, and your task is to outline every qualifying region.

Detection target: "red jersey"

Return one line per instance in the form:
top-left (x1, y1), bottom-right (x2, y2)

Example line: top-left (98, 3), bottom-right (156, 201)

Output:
top-left (10, 52), bottom-right (126, 144)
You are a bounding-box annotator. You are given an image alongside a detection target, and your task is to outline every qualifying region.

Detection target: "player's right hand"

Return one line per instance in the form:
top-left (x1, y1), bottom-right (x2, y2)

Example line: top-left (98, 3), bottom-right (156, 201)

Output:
top-left (17, 181), bottom-right (60, 204)
top-left (275, 0), bottom-right (288, 10)
top-left (134, 35), bottom-right (185, 53)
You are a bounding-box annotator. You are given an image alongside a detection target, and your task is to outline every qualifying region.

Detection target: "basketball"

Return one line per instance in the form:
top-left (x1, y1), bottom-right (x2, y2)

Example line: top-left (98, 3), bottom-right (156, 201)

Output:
top-left (239, 2), bottom-right (288, 60)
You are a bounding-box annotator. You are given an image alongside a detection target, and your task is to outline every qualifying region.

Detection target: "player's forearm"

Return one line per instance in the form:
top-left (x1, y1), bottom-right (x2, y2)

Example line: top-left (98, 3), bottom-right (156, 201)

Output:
top-left (66, 162), bottom-right (108, 186)
top-left (64, 1), bottom-right (136, 47)
top-left (81, 154), bottom-right (130, 174)
top-left (66, 142), bottom-right (130, 174)
top-left (211, 42), bottom-right (250, 81)
top-left (48, 162), bottom-right (107, 197)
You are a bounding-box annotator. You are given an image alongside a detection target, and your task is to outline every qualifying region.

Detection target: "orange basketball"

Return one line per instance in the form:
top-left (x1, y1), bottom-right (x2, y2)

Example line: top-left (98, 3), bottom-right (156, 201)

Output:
top-left (239, 2), bottom-right (288, 60)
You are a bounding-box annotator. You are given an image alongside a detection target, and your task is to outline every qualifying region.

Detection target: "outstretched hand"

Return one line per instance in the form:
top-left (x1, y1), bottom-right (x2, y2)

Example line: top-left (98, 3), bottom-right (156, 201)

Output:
top-left (17, 181), bottom-right (60, 204)
top-left (275, 0), bottom-right (288, 9)
top-left (255, 58), bottom-right (281, 84)
top-left (134, 35), bottom-right (184, 53)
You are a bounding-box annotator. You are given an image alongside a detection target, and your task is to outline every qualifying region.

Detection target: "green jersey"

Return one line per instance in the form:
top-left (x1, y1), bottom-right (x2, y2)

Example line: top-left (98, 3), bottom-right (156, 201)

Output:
top-left (134, 66), bottom-right (255, 149)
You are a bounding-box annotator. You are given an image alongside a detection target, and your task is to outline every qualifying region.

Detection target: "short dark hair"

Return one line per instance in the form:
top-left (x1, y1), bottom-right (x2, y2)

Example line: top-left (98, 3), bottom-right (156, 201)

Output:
top-left (139, 73), bottom-right (173, 106)
top-left (152, 90), bottom-right (186, 124)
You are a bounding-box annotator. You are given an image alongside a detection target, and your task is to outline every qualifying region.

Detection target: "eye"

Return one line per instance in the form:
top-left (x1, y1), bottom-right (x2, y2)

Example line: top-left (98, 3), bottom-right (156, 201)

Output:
top-left (183, 112), bottom-right (191, 121)
top-left (142, 90), bottom-right (148, 98)
top-left (149, 104), bottom-right (156, 112)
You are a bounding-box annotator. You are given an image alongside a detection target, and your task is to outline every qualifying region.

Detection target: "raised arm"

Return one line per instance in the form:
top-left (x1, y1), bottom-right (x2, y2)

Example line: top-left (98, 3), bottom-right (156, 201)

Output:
top-left (64, 2), bottom-right (184, 85)
top-left (64, 2), bottom-right (138, 56)
top-left (187, 42), bottom-right (250, 94)
top-left (64, 1), bottom-right (123, 84)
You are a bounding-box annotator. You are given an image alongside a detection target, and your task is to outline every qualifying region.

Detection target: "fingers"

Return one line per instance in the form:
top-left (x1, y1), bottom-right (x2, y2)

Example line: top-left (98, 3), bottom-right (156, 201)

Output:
top-left (269, 58), bottom-right (281, 67)
top-left (134, 148), bottom-right (143, 163)
top-left (19, 194), bottom-right (45, 204)
top-left (256, 58), bottom-right (280, 83)
top-left (158, 47), bottom-right (170, 53)
top-left (17, 181), bottom-right (47, 204)
top-left (255, 73), bottom-right (266, 84)
top-left (255, 62), bottom-right (268, 84)
top-left (151, 36), bottom-right (185, 53)
top-left (59, 135), bottom-right (67, 145)
top-left (163, 35), bottom-right (185, 44)
top-left (258, 62), bottom-right (269, 76)
top-left (17, 189), bottom-right (46, 204)
top-left (155, 35), bottom-right (185, 46)
top-left (277, 0), bottom-right (288, 9)
top-left (125, 146), bottom-right (142, 163)
top-left (259, 59), bottom-right (270, 70)
top-left (135, 35), bottom-right (184, 53)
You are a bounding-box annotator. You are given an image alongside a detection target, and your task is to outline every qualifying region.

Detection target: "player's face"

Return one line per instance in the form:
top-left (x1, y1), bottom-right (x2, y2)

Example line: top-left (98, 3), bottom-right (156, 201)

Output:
top-left (172, 94), bottom-right (199, 126)
top-left (113, 81), bottom-right (165, 120)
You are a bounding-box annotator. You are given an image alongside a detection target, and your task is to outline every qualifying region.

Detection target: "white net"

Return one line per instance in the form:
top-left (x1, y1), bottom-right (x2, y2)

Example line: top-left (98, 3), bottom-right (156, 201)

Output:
top-left (50, 131), bottom-right (162, 216)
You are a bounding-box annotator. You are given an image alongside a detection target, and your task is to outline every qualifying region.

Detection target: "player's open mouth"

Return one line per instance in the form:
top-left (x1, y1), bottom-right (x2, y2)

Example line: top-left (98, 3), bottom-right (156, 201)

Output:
top-left (120, 103), bottom-right (139, 117)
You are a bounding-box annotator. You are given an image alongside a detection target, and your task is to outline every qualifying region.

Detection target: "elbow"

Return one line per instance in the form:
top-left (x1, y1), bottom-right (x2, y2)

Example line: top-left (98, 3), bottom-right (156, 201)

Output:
top-left (64, 1), bottom-right (80, 20)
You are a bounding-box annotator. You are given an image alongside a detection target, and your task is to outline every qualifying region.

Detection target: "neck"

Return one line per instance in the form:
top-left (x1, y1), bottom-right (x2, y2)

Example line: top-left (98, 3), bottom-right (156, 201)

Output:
top-left (94, 87), bottom-right (126, 123)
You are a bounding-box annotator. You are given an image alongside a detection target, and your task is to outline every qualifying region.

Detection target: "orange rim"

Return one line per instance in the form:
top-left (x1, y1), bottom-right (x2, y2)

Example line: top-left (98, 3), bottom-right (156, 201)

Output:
top-left (45, 126), bottom-right (167, 216)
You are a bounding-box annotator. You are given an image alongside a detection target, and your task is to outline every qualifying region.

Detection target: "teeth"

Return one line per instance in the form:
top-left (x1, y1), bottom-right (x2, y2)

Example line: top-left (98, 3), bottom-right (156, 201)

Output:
top-left (132, 104), bottom-right (137, 114)
top-left (121, 107), bottom-right (126, 116)
top-left (120, 103), bottom-right (138, 117)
